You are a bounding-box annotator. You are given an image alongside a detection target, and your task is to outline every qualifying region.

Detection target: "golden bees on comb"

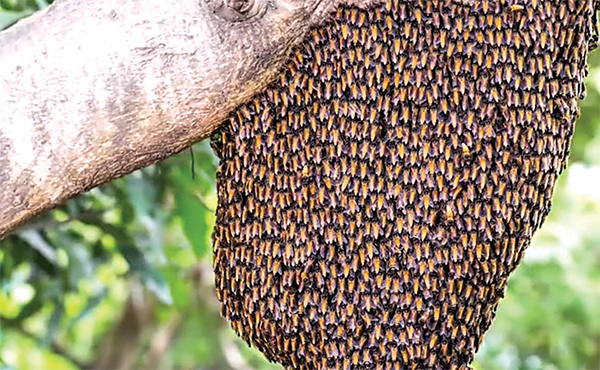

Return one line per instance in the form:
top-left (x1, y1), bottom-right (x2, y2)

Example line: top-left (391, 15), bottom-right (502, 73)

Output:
top-left (211, 0), bottom-right (598, 368)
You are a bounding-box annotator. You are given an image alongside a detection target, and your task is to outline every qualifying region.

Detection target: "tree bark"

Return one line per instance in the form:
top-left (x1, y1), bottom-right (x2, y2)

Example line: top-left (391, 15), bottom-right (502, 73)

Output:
top-left (0, 0), bottom-right (381, 239)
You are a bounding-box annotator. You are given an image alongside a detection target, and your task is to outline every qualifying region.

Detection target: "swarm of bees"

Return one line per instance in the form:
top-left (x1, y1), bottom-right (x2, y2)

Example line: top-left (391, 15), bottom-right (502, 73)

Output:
top-left (211, 0), bottom-right (599, 369)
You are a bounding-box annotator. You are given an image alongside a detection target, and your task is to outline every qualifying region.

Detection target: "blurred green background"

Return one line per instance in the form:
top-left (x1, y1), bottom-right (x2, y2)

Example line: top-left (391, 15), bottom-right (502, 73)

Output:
top-left (1, 2), bottom-right (599, 369)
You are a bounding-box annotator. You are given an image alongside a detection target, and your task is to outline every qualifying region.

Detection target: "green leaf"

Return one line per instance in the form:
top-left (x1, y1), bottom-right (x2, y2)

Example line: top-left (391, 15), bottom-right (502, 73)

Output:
top-left (18, 230), bottom-right (58, 266)
top-left (43, 303), bottom-right (64, 347)
top-left (32, 0), bottom-right (50, 10)
top-left (68, 289), bottom-right (107, 329)
top-left (172, 181), bottom-right (210, 259)
top-left (109, 184), bottom-right (135, 224)
top-left (119, 245), bottom-right (173, 305)
top-left (9, 294), bottom-right (43, 323)
top-left (0, 361), bottom-right (16, 370)
top-left (0, 9), bottom-right (31, 30)
top-left (191, 151), bottom-right (218, 195)
top-left (162, 267), bottom-right (190, 310)
top-left (126, 173), bottom-right (157, 217)
top-left (56, 236), bottom-right (94, 289)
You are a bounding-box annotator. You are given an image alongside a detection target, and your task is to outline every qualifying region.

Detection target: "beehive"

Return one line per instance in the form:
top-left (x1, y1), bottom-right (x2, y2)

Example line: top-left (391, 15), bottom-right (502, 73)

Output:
top-left (211, 0), bottom-right (599, 368)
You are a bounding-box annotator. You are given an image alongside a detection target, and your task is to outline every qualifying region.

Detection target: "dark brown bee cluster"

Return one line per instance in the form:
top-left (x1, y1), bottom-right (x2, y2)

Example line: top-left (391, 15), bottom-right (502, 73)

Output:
top-left (211, 0), bottom-right (598, 369)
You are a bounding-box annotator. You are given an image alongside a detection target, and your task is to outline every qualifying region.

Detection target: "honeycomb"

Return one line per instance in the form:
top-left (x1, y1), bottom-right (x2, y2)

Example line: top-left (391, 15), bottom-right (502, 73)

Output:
top-left (211, 0), bottom-right (598, 368)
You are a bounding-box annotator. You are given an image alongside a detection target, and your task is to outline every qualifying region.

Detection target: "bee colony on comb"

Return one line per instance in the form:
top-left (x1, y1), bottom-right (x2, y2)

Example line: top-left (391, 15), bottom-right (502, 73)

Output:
top-left (211, 0), bottom-right (599, 369)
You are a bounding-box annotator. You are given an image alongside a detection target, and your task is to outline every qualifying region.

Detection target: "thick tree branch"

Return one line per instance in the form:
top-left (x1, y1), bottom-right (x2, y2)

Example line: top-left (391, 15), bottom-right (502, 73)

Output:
top-left (0, 0), bottom-right (381, 239)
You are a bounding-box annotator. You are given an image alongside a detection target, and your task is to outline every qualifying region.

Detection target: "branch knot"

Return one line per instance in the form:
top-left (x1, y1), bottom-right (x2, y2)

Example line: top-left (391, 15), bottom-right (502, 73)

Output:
top-left (210, 0), bottom-right (268, 22)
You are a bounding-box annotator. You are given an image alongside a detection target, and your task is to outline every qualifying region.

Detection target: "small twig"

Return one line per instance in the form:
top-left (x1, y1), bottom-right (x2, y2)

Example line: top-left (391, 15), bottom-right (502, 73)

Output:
top-left (190, 147), bottom-right (196, 180)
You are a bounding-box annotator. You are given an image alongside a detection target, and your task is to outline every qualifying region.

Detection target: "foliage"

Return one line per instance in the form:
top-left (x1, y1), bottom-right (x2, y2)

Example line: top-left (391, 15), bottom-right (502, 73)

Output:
top-left (1, 4), bottom-right (599, 370)
top-left (0, 0), bottom-right (52, 29)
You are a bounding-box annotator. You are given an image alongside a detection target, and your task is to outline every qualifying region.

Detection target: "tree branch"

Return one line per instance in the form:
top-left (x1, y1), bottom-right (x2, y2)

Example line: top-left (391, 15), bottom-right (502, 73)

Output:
top-left (0, 0), bottom-right (382, 239)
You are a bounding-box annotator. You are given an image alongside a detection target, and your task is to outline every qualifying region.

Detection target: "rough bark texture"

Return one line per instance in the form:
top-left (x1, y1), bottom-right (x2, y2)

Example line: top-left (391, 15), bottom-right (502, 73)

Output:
top-left (0, 0), bottom-right (382, 239)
